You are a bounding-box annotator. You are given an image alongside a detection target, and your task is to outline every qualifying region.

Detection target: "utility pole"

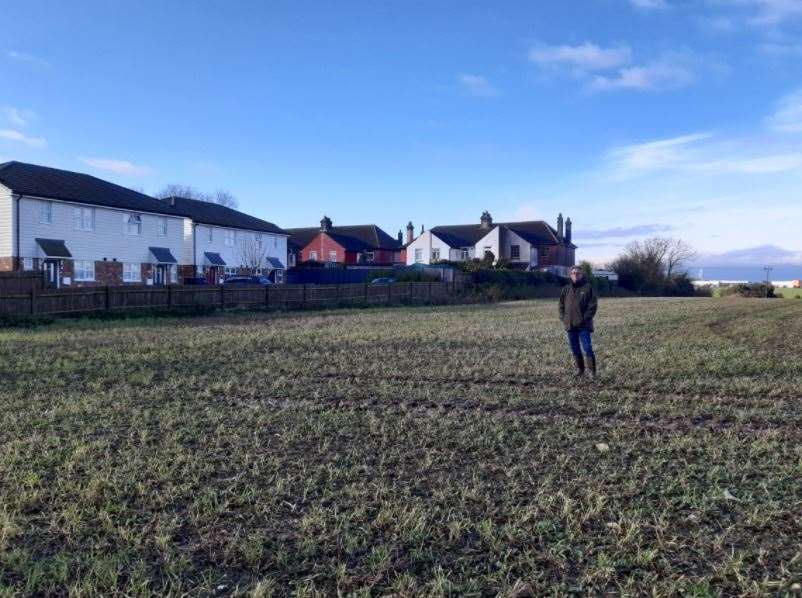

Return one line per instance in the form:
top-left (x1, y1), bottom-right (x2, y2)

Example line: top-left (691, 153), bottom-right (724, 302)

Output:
top-left (763, 266), bottom-right (773, 298)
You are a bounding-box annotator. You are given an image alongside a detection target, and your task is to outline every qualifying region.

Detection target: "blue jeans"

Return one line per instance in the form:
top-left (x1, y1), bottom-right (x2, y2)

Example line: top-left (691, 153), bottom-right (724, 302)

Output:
top-left (567, 329), bottom-right (594, 360)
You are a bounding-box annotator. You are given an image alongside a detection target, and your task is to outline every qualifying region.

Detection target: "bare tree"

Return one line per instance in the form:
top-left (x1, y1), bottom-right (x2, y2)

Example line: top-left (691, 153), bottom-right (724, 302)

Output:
top-left (664, 238), bottom-right (697, 278)
top-left (155, 184), bottom-right (239, 209)
top-left (239, 236), bottom-right (267, 271)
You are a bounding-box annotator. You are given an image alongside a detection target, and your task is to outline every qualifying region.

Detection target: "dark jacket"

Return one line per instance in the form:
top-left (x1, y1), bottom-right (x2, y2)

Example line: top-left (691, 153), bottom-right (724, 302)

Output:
top-left (559, 279), bottom-right (598, 332)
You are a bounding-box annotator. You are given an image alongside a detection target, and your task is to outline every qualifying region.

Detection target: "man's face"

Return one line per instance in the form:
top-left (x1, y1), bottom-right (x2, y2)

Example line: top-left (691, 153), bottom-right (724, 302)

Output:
top-left (570, 268), bottom-right (583, 282)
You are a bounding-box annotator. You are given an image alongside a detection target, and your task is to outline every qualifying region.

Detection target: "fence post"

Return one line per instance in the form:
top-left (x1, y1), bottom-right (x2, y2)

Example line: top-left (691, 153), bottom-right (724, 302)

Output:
top-left (302, 284), bottom-right (307, 309)
top-left (387, 282), bottom-right (392, 304)
top-left (265, 284), bottom-right (270, 309)
top-left (364, 283), bottom-right (368, 304)
top-left (167, 284), bottom-right (173, 308)
top-left (105, 285), bottom-right (111, 311)
top-left (220, 284), bottom-right (225, 311)
top-left (429, 280), bottom-right (432, 300)
top-left (30, 285), bottom-right (36, 316)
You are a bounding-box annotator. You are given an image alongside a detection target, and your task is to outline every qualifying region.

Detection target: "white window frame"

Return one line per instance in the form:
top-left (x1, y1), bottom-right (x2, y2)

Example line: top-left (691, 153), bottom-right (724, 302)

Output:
top-left (431, 248), bottom-right (440, 262)
top-left (274, 269), bottom-right (285, 284)
top-left (158, 217), bottom-right (168, 237)
top-left (125, 213), bottom-right (142, 236)
top-left (73, 207), bottom-right (95, 232)
top-left (483, 246), bottom-right (493, 260)
top-left (39, 201), bottom-right (53, 224)
top-left (510, 244), bottom-right (521, 261)
top-left (23, 257), bottom-right (34, 270)
top-left (288, 254), bottom-right (296, 267)
top-left (207, 227), bottom-right (213, 242)
top-left (328, 250), bottom-right (337, 263)
top-left (74, 260), bottom-right (95, 281)
top-left (414, 248), bottom-right (423, 263)
top-left (224, 266), bottom-right (238, 276)
top-left (170, 265), bottom-right (178, 284)
top-left (224, 230), bottom-right (235, 247)
top-left (123, 262), bottom-right (141, 283)
top-left (310, 251), bottom-right (318, 261)
top-left (460, 248), bottom-right (470, 261)
top-left (364, 251), bottom-right (375, 263)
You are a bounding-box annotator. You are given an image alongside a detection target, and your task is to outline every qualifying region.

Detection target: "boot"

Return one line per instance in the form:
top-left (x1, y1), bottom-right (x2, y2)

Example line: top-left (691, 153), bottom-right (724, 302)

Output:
top-left (586, 355), bottom-right (597, 379)
top-left (573, 354), bottom-right (585, 378)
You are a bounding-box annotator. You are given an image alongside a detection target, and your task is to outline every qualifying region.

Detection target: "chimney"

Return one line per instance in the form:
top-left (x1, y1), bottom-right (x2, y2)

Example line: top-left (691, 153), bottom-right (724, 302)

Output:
top-left (480, 211), bottom-right (493, 229)
top-left (397, 229), bottom-right (403, 244)
top-left (565, 217), bottom-right (572, 244)
top-left (406, 221), bottom-right (414, 244)
top-left (320, 215), bottom-right (332, 232)
top-left (420, 224), bottom-right (425, 234)
top-left (557, 213), bottom-right (564, 239)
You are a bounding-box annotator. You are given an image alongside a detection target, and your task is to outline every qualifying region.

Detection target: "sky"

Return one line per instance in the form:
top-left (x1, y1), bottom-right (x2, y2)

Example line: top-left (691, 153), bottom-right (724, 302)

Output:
top-left (2, 0), bottom-right (802, 270)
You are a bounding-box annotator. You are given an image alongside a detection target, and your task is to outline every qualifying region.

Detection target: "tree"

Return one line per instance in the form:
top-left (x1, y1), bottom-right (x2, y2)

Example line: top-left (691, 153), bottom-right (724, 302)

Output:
top-left (608, 236), bottom-right (698, 295)
top-left (663, 238), bottom-right (697, 278)
top-left (155, 184), bottom-right (239, 209)
top-left (238, 236), bottom-right (267, 271)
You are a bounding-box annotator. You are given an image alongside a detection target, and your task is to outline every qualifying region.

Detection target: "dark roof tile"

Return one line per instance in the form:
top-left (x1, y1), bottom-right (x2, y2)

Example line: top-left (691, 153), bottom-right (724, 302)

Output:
top-left (167, 196), bottom-right (286, 235)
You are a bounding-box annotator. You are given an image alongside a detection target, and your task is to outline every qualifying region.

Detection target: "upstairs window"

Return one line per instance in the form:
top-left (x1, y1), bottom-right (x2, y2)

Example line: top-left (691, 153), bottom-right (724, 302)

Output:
top-left (73, 207), bottom-right (95, 232)
top-left (125, 213), bottom-right (142, 235)
top-left (510, 244), bottom-right (521, 260)
top-left (224, 230), bottom-right (235, 247)
top-left (207, 227), bottom-right (213, 242)
top-left (414, 248), bottom-right (423, 263)
top-left (39, 201), bottom-right (53, 224)
top-left (158, 217), bottom-right (168, 236)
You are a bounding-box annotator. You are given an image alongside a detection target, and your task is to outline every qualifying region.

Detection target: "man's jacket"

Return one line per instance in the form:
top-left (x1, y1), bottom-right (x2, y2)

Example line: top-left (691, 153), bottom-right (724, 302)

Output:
top-left (559, 280), bottom-right (598, 332)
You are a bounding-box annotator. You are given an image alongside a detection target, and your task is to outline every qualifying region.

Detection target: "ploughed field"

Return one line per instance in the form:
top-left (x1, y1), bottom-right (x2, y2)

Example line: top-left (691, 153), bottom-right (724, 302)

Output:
top-left (1, 298), bottom-right (801, 596)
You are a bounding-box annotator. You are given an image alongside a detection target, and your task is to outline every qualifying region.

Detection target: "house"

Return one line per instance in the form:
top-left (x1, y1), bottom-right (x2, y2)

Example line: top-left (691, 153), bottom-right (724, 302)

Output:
top-left (405, 211), bottom-right (576, 275)
top-left (164, 196), bottom-right (289, 284)
top-left (286, 216), bottom-right (404, 266)
top-left (0, 161), bottom-right (186, 287)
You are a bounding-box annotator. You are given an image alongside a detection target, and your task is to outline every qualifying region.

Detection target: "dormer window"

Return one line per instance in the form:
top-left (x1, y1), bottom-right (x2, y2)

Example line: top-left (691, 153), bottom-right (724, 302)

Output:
top-left (125, 213), bottom-right (142, 235)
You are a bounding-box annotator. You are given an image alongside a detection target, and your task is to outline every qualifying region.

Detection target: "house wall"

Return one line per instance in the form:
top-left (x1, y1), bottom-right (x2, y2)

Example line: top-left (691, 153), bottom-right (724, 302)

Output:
top-left (300, 232), bottom-right (345, 263)
top-left (473, 227), bottom-right (501, 263)
top-left (537, 244), bottom-right (575, 268)
top-left (405, 231), bottom-right (454, 265)
top-left (500, 229), bottom-right (537, 266)
top-left (0, 185), bottom-right (13, 269)
top-left (194, 223), bottom-right (288, 272)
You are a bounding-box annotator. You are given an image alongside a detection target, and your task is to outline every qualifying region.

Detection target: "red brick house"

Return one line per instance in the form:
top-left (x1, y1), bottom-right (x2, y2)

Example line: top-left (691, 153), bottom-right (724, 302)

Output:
top-left (286, 217), bottom-right (404, 266)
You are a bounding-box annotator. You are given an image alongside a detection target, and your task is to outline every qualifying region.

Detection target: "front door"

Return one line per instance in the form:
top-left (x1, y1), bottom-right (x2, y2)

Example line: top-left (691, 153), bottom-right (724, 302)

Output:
top-left (154, 265), bottom-right (168, 286)
top-left (42, 259), bottom-right (60, 288)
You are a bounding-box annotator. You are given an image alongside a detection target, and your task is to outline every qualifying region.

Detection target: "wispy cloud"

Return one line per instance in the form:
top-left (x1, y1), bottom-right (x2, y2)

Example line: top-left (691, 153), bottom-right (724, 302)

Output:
top-left (766, 88), bottom-right (802, 132)
top-left (577, 223), bottom-right (674, 240)
top-left (0, 129), bottom-right (47, 148)
top-left (588, 62), bottom-right (695, 92)
top-left (529, 42), bottom-right (632, 72)
top-left (2, 107), bottom-right (34, 128)
top-left (706, 0), bottom-right (802, 27)
top-left (702, 244), bottom-right (802, 265)
top-left (79, 157), bottom-right (155, 176)
top-left (5, 50), bottom-right (50, 68)
top-left (629, 0), bottom-right (669, 9)
top-left (456, 74), bottom-right (499, 98)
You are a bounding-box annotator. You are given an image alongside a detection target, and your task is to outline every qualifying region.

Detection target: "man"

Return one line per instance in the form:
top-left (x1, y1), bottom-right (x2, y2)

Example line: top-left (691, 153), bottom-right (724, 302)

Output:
top-left (559, 266), bottom-right (599, 378)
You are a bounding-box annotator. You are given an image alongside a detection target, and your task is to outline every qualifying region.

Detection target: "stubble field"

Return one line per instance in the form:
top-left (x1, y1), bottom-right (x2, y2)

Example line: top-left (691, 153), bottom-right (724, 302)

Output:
top-left (1, 297), bottom-right (801, 596)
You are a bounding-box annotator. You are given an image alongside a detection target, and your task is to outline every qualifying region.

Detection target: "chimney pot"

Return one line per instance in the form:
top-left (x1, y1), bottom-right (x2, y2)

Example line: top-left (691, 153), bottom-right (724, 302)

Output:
top-left (565, 217), bottom-right (572, 244)
top-left (406, 221), bottom-right (414, 244)
top-left (480, 211), bottom-right (493, 229)
top-left (320, 215), bottom-right (332, 232)
top-left (557, 213), bottom-right (564, 240)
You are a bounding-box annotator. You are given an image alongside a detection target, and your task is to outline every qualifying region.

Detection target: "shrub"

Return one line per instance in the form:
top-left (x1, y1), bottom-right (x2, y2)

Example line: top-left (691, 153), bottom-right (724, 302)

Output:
top-left (719, 283), bottom-right (775, 298)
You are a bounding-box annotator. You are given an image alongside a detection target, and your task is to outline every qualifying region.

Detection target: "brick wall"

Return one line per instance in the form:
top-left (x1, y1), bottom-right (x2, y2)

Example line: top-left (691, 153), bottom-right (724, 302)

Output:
top-left (96, 261), bottom-right (122, 285)
top-left (0, 256), bottom-right (18, 272)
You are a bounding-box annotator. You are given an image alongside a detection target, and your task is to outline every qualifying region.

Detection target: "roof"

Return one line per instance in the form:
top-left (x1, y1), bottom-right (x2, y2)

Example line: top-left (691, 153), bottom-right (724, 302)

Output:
top-left (0, 161), bottom-right (182, 217)
top-left (266, 257), bottom-right (285, 269)
top-left (149, 247), bottom-right (177, 264)
top-left (429, 220), bottom-right (575, 248)
top-left (167, 196), bottom-right (287, 236)
top-left (35, 238), bottom-right (72, 258)
top-left (204, 251), bottom-right (226, 266)
top-left (285, 224), bottom-right (402, 252)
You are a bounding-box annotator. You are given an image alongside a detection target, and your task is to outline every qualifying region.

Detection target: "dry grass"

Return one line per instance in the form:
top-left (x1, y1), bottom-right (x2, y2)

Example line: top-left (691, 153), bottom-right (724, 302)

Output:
top-left (1, 297), bottom-right (801, 596)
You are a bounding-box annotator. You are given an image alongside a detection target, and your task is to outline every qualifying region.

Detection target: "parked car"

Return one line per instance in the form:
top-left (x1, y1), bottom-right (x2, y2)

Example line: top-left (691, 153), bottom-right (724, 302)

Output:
top-left (183, 277), bottom-right (210, 285)
top-left (223, 276), bottom-right (273, 286)
top-left (370, 277), bottom-right (396, 285)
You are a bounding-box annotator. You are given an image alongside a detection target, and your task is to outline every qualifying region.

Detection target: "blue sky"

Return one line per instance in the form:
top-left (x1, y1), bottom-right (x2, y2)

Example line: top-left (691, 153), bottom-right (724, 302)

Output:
top-left (2, 0), bottom-right (802, 267)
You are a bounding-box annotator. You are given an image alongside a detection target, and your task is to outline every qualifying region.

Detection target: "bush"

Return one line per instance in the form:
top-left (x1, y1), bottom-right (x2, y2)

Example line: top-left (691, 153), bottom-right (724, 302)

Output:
top-left (719, 283), bottom-right (775, 298)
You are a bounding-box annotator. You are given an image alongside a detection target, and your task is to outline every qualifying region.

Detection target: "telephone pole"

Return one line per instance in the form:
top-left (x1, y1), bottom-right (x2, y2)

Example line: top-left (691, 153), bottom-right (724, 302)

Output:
top-left (763, 266), bottom-right (773, 299)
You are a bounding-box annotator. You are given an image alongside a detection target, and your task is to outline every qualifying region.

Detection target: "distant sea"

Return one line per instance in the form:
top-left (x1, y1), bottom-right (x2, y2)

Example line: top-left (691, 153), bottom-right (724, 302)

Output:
top-left (687, 265), bottom-right (802, 283)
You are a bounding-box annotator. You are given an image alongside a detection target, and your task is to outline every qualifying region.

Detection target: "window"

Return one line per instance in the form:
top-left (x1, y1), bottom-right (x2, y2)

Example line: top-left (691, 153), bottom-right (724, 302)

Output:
top-left (207, 227), bottom-right (213, 242)
top-left (123, 262), bottom-right (141, 282)
top-left (460, 248), bottom-right (470, 261)
top-left (73, 207), bottom-right (94, 232)
top-left (74, 260), bottom-right (95, 281)
top-left (224, 230), bottom-right (235, 247)
top-left (288, 254), bottom-right (296, 267)
top-left (310, 251), bottom-right (318, 261)
top-left (484, 246), bottom-right (493, 260)
top-left (328, 250), bottom-right (337, 263)
top-left (158, 217), bottom-right (168, 236)
top-left (510, 244), bottom-right (521, 260)
top-left (256, 235), bottom-right (263, 250)
top-left (125, 213), bottom-right (142, 235)
top-left (274, 269), bottom-right (285, 284)
top-left (414, 248), bottom-right (423, 263)
top-left (364, 251), bottom-right (375, 263)
top-left (170, 266), bottom-right (177, 284)
top-left (39, 201), bottom-right (52, 224)
top-left (224, 266), bottom-right (238, 276)
top-left (23, 257), bottom-right (34, 270)
top-left (431, 248), bottom-right (440, 262)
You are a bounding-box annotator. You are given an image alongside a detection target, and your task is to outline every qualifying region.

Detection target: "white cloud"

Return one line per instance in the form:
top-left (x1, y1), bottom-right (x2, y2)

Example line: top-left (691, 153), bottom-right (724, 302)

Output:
top-left (629, 0), bottom-right (669, 8)
top-left (709, 0), bottom-right (802, 27)
top-left (0, 129), bottom-right (46, 148)
top-left (588, 62), bottom-right (696, 92)
top-left (5, 50), bottom-right (50, 68)
top-left (2, 107), bottom-right (34, 128)
top-left (456, 74), bottom-right (499, 98)
top-left (529, 42), bottom-right (632, 72)
top-left (766, 88), bottom-right (802, 132)
top-left (702, 244), bottom-right (802, 265)
top-left (606, 133), bottom-right (714, 173)
top-left (79, 157), bottom-right (155, 176)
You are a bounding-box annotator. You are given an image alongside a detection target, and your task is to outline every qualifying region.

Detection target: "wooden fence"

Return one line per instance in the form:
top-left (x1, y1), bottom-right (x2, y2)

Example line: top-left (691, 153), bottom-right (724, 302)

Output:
top-left (0, 271), bottom-right (43, 295)
top-left (0, 281), bottom-right (458, 318)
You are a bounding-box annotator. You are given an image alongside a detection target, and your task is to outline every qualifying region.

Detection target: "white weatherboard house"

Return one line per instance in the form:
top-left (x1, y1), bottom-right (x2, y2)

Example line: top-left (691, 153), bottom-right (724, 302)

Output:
top-left (0, 161), bottom-right (289, 287)
top-left (0, 161), bottom-right (186, 287)
top-left (405, 211), bottom-right (577, 275)
top-left (167, 196), bottom-right (288, 284)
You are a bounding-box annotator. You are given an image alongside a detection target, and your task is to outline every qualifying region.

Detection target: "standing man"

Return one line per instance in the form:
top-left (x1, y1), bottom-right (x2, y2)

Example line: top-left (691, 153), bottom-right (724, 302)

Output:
top-left (559, 266), bottom-right (599, 378)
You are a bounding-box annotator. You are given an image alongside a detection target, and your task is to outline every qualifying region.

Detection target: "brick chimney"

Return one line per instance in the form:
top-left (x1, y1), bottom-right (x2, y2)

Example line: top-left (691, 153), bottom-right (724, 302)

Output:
top-left (397, 229), bottom-right (403, 244)
top-left (557, 213), bottom-right (564, 240)
top-left (320, 215), bottom-right (332, 232)
top-left (480, 211), bottom-right (493, 229)
top-left (565, 217), bottom-right (572, 244)
top-left (406, 221), bottom-right (414, 244)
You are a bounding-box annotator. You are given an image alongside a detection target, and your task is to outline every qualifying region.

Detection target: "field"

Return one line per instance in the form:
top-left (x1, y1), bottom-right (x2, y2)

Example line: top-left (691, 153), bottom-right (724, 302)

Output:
top-left (1, 298), bottom-right (801, 596)
top-left (775, 287), bottom-right (802, 299)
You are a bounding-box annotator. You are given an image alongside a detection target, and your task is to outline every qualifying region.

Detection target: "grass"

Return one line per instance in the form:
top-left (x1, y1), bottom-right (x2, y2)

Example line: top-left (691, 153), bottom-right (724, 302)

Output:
top-left (1, 297), bottom-right (801, 596)
top-left (774, 287), bottom-right (802, 299)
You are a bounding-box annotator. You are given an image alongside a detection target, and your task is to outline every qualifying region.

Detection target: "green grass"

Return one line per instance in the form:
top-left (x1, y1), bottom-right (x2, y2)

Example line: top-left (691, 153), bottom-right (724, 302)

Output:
top-left (774, 287), bottom-right (802, 299)
top-left (1, 298), bottom-right (801, 596)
